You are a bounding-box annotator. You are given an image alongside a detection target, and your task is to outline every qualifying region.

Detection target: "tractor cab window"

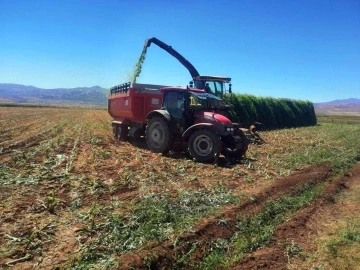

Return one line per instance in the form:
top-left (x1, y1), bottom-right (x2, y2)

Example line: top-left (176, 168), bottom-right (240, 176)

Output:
top-left (163, 91), bottom-right (184, 119)
top-left (203, 81), bottom-right (224, 98)
top-left (189, 91), bottom-right (224, 109)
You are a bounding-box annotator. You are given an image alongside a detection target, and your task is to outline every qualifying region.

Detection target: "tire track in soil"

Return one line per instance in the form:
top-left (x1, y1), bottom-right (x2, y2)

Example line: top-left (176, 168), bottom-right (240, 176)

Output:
top-left (232, 162), bottom-right (360, 270)
top-left (118, 162), bottom-right (333, 269)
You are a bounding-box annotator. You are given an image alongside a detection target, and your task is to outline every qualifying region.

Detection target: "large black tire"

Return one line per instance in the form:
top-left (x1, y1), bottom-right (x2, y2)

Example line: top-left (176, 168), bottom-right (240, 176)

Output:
top-left (146, 117), bottom-right (173, 154)
top-left (232, 128), bottom-right (249, 159)
top-left (116, 124), bottom-right (129, 141)
top-left (188, 129), bottom-right (222, 162)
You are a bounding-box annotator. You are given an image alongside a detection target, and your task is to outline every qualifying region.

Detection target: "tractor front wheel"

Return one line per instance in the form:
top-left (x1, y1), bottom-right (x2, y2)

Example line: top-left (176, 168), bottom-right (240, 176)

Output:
top-left (146, 117), bottom-right (173, 154)
top-left (188, 129), bottom-right (222, 162)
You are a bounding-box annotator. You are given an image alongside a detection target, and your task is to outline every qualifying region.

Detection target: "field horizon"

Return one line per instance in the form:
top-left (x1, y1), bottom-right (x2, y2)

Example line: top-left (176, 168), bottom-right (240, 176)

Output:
top-left (1, 83), bottom-right (359, 116)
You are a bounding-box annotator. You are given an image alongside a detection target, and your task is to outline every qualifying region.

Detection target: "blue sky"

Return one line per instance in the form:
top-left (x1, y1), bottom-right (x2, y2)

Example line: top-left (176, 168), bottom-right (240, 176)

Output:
top-left (0, 0), bottom-right (359, 102)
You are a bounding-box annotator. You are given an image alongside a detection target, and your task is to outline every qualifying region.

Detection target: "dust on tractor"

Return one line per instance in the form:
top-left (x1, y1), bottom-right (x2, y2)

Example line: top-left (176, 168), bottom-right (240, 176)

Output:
top-left (108, 83), bottom-right (249, 162)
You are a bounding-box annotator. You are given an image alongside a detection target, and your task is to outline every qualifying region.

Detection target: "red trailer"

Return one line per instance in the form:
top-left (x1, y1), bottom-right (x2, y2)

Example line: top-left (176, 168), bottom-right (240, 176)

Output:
top-left (108, 83), bottom-right (167, 139)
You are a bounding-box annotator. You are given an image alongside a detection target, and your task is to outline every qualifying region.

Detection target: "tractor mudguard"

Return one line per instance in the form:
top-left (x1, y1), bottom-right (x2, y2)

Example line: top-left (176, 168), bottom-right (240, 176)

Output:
top-left (146, 110), bottom-right (171, 122)
top-left (182, 123), bottom-right (214, 138)
top-left (146, 110), bottom-right (179, 133)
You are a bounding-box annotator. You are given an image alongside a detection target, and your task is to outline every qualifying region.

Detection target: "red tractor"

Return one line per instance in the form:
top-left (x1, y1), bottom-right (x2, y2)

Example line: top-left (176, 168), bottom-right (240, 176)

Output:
top-left (108, 83), bottom-right (248, 162)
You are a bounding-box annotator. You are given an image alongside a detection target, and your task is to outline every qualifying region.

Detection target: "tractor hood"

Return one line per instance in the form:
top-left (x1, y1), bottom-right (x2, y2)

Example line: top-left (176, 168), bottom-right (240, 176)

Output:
top-left (194, 111), bottom-right (232, 125)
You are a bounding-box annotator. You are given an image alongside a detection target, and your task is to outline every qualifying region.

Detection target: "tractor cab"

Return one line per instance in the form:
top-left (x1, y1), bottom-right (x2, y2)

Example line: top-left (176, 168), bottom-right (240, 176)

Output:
top-left (162, 89), bottom-right (185, 120)
top-left (161, 87), bottom-right (226, 115)
top-left (190, 76), bottom-right (232, 99)
top-left (160, 87), bottom-right (230, 133)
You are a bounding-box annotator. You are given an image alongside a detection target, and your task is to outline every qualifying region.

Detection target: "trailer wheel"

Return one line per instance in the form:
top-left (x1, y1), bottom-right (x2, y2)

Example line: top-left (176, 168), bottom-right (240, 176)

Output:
top-left (146, 117), bottom-right (173, 153)
top-left (112, 125), bottom-right (117, 138)
top-left (116, 124), bottom-right (129, 141)
top-left (188, 129), bottom-right (222, 162)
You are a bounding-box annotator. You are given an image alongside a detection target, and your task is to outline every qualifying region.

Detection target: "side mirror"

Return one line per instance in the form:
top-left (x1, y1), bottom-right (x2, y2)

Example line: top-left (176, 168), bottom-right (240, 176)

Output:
top-left (229, 83), bottom-right (232, 94)
top-left (189, 81), bottom-right (193, 87)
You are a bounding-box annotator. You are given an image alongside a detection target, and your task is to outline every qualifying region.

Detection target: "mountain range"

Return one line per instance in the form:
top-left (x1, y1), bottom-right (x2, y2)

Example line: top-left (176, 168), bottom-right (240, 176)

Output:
top-left (314, 98), bottom-right (360, 115)
top-left (314, 98), bottom-right (360, 106)
top-left (0, 83), bottom-right (108, 107)
top-left (0, 83), bottom-right (359, 115)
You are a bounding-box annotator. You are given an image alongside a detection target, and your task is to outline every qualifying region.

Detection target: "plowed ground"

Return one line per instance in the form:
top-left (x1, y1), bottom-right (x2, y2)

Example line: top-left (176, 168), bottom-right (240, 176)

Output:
top-left (0, 107), bottom-right (359, 269)
top-left (233, 163), bottom-right (360, 270)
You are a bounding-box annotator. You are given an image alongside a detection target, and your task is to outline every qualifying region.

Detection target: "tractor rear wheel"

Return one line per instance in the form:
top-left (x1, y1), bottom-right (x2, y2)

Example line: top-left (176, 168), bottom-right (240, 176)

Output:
top-left (116, 124), bottom-right (129, 141)
top-left (146, 117), bottom-right (173, 154)
top-left (188, 129), bottom-right (222, 162)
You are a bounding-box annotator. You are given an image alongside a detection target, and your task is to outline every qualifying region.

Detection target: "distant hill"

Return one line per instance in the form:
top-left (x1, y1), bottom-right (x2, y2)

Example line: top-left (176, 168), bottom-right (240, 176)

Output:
top-left (315, 98), bottom-right (360, 106)
top-left (0, 83), bottom-right (109, 107)
top-left (314, 98), bottom-right (360, 115)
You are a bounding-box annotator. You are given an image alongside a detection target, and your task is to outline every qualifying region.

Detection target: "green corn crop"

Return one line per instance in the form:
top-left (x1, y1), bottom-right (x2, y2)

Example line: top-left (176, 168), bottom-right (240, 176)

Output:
top-left (223, 94), bottom-right (317, 129)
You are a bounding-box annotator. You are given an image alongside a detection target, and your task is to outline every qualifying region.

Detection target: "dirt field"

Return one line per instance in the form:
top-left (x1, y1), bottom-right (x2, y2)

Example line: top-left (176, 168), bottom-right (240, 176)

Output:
top-left (233, 163), bottom-right (360, 270)
top-left (0, 107), bottom-right (359, 269)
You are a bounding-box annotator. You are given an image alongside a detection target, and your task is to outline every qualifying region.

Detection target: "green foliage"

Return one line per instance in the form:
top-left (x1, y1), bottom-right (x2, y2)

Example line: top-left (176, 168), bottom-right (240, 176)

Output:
top-left (199, 239), bottom-right (229, 270)
top-left (0, 103), bottom-right (54, 108)
top-left (282, 122), bottom-right (360, 174)
top-left (326, 218), bottom-right (360, 258)
top-left (39, 190), bottom-right (60, 214)
top-left (101, 188), bottom-right (238, 251)
top-left (223, 93), bottom-right (317, 129)
top-left (72, 187), bottom-right (239, 268)
top-left (284, 240), bottom-right (306, 264)
top-left (199, 182), bottom-right (322, 269)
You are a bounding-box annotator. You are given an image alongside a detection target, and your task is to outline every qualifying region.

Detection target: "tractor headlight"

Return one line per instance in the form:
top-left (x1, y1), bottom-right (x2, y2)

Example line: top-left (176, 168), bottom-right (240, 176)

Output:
top-left (226, 127), bottom-right (234, 132)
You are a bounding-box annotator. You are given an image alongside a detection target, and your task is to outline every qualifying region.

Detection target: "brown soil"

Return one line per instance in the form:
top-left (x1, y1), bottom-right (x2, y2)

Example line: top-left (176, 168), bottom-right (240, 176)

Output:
top-left (31, 221), bottom-right (79, 269)
top-left (232, 163), bottom-right (360, 269)
top-left (118, 162), bottom-right (333, 269)
top-left (1, 107), bottom-right (358, 269)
